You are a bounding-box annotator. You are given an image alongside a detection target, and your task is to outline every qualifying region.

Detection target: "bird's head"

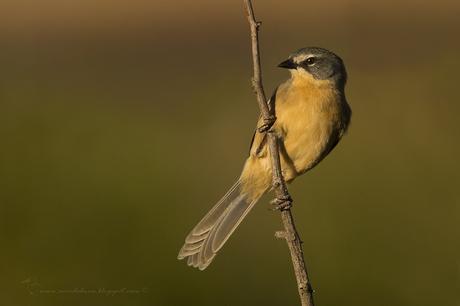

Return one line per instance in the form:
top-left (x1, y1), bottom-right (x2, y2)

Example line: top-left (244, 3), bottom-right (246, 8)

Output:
top-left (278, 47), bottom-right (347, 88)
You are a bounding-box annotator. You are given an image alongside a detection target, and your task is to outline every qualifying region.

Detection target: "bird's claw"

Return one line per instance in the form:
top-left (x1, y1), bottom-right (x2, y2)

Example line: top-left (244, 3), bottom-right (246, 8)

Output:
top-left (257, 115), bottom-right (276, 133)
top-left (270, 195), bottom-right (293, 211)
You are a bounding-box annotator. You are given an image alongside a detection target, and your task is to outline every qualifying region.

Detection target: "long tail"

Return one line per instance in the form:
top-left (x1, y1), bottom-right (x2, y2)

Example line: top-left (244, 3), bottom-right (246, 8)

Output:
top-left (177, 179), bottom-right (262, 270)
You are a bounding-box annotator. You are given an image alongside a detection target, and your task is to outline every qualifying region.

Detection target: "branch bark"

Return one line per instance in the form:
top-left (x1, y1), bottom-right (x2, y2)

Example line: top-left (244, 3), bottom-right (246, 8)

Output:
top-left (243, 1), bottom-right (315, 306)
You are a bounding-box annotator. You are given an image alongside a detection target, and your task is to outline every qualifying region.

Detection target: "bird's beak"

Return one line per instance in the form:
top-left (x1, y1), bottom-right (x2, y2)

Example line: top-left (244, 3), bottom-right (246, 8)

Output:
top-left (278, 58), bottom-right (297, 69)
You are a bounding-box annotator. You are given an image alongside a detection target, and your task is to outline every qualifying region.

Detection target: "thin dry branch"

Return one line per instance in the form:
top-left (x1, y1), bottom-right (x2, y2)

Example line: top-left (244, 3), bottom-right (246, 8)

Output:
top-left (243, 1), bottom-right (315, 306)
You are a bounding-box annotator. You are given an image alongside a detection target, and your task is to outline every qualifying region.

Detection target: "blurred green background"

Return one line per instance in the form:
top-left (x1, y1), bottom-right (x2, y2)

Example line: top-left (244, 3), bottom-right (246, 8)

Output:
top-left (1, 1), bottom-right (459, 305)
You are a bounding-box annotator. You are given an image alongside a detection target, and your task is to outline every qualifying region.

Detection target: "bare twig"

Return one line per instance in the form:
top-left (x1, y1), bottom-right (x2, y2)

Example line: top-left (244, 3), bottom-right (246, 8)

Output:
top-left (243, 1), bottom-right (315, 306)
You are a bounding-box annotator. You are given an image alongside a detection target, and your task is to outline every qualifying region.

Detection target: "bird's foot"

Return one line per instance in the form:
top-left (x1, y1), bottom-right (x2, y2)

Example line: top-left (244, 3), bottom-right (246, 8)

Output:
top-left (270, 195), bottom-right (293, 211)
top-left (257, 115), bottom-right (276, 133)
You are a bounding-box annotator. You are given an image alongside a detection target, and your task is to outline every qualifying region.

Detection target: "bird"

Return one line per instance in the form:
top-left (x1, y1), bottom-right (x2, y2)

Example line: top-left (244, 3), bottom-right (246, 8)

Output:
top-left (178, 47), bottom-right (351, 270)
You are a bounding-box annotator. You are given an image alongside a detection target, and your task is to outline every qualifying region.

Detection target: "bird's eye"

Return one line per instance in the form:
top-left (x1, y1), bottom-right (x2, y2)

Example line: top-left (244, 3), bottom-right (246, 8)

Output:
top-left (306, 57), bottom-right (316, 65)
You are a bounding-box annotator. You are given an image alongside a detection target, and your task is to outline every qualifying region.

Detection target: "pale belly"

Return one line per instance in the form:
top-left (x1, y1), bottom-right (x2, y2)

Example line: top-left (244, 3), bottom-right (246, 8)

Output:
top-left (277, 99), bottom-right (344, 180)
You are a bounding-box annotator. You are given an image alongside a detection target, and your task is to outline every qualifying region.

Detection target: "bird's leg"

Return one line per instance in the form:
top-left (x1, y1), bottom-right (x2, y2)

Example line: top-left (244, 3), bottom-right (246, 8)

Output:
top-left (257, 115), bottom-right (276, 133)
top-left (270, 194), bottom-right (293, 211)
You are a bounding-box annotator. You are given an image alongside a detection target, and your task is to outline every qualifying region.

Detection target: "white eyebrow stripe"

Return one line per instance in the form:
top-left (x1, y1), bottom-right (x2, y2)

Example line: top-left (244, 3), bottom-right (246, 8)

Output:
top-left (293, 54), bottom-right (314, 64)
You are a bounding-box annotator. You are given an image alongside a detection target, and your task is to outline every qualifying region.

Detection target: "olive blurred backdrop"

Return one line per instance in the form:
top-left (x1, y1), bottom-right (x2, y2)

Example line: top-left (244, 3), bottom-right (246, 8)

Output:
top-left (1, 1), bottom-right (459, 305)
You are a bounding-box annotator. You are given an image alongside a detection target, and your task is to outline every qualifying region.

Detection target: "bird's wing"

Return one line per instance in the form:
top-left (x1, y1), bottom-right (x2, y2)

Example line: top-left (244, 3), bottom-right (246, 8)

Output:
top-left (248, 117), bottom-right (267, 157)
top-left (248, 87), bottom-right (278, 157)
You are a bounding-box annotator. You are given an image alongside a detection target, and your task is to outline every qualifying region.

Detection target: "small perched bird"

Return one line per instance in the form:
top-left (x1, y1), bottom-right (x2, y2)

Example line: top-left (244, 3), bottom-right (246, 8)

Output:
top-left (178, 47), bottom-right (351, 270)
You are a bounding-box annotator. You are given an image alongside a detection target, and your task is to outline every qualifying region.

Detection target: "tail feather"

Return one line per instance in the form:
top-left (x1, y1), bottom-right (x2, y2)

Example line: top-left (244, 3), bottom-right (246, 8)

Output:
top-left (178, 179), bottom-right (262, 270)
top-left (188, 181), bottom-right (241, 237)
